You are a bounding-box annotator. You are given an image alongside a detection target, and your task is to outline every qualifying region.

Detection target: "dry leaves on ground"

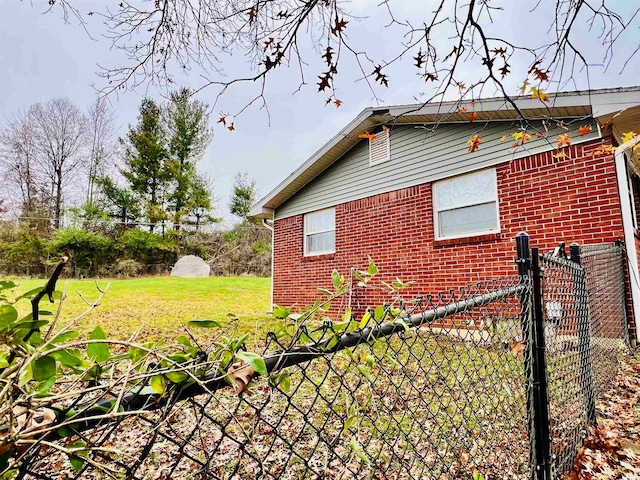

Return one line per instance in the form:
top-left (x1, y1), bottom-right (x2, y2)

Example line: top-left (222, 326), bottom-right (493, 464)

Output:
top-left (566, 353), bottom-right (640, 480)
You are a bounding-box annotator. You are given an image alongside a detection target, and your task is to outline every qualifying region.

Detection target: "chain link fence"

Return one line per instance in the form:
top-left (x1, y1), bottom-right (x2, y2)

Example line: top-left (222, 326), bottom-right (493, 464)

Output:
top-left (537, 241), bottom-right (629, 478)
top-left (2, 234), bottom-right (631, 480)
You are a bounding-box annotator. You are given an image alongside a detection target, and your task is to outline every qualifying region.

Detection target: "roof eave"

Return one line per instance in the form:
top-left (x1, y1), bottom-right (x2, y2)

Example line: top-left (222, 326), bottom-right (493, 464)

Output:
top-left (251, 87), bottom-right (640, 218)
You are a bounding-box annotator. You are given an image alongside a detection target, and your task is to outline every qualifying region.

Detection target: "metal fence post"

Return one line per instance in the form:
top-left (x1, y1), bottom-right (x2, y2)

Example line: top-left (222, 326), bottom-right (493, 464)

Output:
top-left (531, 247), bottom-right (552, 480)
top-left (515, 233), bottom-right (538, 480)
top-left (570, 242), bottom-right (597, 425)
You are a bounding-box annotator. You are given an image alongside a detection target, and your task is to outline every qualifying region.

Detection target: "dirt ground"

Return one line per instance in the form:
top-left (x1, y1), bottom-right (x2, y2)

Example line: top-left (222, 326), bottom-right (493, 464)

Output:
top-left (565, 352), bottom-right (640, 479)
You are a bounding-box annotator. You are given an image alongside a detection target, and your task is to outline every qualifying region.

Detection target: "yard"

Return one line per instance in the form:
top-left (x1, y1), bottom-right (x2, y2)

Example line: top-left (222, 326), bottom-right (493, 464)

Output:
top-left (8, 276), bottom-right (273, 342)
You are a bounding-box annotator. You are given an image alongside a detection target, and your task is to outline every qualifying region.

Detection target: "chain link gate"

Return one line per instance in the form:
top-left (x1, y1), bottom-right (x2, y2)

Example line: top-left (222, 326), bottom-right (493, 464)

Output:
top-left (515, 233), bottom-right (630, 480)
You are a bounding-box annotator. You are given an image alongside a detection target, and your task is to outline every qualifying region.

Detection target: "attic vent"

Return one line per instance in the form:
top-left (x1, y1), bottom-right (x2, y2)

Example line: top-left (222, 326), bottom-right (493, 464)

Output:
top-left (369, 128), bottom-right (390, 166)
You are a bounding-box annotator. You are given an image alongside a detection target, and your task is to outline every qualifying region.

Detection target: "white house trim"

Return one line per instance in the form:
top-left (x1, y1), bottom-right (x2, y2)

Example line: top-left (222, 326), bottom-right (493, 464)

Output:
top-left (614, 133), bottom-right (640, 344)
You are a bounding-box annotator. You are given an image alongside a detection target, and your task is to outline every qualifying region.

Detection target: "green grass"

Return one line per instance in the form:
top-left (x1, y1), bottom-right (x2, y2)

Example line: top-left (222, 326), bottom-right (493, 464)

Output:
top-left (4, 276), bottom-right (273, 344)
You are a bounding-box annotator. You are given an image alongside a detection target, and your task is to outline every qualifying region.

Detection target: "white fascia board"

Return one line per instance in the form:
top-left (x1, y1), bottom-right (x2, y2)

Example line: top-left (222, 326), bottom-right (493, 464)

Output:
top-left (614, 133), bottom-right (640, 343)
top-left (250, 107), bottom-right (376, 216)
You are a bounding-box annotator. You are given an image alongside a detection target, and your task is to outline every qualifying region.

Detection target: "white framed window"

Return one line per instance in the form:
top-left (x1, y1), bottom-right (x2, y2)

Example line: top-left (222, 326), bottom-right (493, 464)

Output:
top-left (369, 128), bottom-right (390, 166)
top-left (433, 168), bottom-right (500, 239)
top-left (304, 208), bottom-right (336, 255)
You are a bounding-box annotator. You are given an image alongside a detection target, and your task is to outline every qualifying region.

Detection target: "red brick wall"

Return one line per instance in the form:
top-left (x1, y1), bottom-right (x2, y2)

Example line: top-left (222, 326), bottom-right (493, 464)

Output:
top-left (273, 139), bottom-right (628, 321)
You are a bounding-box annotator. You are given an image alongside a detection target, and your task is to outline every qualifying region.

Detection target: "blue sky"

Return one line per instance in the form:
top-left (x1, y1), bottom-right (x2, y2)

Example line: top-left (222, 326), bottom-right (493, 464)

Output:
top-left (1, 1), bottom-right (638, 223)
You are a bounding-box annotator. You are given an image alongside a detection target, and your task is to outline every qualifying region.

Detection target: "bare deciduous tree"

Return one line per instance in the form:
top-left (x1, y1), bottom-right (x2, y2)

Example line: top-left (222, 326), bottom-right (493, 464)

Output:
top-left (86, 99), bottom-right (116, 205)
top-left (27, 98), bottom-right (89, 229)
top-left (0, 114), bottom-right (41, 216)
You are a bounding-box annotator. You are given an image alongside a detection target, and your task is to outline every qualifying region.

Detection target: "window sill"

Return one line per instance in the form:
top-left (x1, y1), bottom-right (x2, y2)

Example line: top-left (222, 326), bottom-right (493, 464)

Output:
top-left (434, 232), bottom-right (502, 248)
top-left (302, 253), bottom-right (335, 262)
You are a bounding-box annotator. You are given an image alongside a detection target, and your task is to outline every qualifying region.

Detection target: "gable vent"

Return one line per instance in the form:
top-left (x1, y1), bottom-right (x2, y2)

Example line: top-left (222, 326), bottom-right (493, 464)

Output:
top-left (369, 128), bottom-right (390, 166)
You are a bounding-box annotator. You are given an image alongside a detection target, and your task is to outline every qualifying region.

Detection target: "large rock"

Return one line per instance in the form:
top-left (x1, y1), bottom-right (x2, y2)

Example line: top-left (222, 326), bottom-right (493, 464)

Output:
top-left (170, 255), bottom-right (210, 278)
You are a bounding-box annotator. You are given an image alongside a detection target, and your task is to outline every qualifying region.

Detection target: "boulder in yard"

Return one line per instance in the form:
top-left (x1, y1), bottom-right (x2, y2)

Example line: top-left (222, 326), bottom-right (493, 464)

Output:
top-left (170, 255), bottom-right (210, 278)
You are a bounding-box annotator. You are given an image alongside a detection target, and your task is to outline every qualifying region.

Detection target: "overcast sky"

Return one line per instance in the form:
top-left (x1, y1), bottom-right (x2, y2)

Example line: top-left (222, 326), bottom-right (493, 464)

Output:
top-left (1, 1), bottom-right (639, 224)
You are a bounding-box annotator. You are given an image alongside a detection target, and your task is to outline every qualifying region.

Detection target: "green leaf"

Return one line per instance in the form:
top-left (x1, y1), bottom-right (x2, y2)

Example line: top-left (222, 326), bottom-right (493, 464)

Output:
top-left (16, 287), bottom-right (44, 301)
top-left (35, 376), bottom-right (57, 397)
top-left (33, 355), bottom-right (57, 381)
top-left (0, 280), bottom-right (17, 290)
top-left (272, 305), bottom-right (290, 320)
top-left (236, 351), bottom-right (268, 376)
top-left (348, 437), bottom-right (370, 464)
top-left (186, 319), bottom-right (221, 328)
top-left (365, 354), bottom-right (375, 369)
top-left (374, 305), bottom-right (385, 321)
top-left (51, 349), bottom-right (85, 368)
top-left (393, 318), bottom-right (410, 333)
top-left (151, 375), bottom-right (166, 394)
top-left (342, 307), bottom-right (352, 324)
top-left (367, 258), bottom-right (378, 276)
top-left (176, 335), bottom-right (192, 347)
top-left (318, 288), bottom-right (334, 297)
top-left (331, 269), bottom-right (343, 289)
top-left (326, 335), bottom-right (340, 350)
top-left (357, 364), bottom-right (374, 382)
top-left (166, 370), bottom-right (188, 383)
top-left (270, 370), bottom-right (291, 393)
top-left (0, 351), bottom-right (9, 369)
top-left (0, 304), bottom-right (18, 333)
top-left (67, 440), bottom-right (87, 472)
top-left (473, 473), bottom-right (486, 480)
top-left (49, 330), bottom-right (79, 344)
top-left (129, 346), bottom-right (148, 364)
top-left (278, 371), bottom-right (291, 393)
top-left (331, 320), bottom-right (350, 333)
top-left (359, 312), bottom-right (371, 330)
top-left (12, 320), bottom-right (49, 333)
top-left (18, 361), bottom-right (33, 386)
top-left (87, 326), bottom-right (110, 363)
top-left (344, 414), bottom-right (357, 433)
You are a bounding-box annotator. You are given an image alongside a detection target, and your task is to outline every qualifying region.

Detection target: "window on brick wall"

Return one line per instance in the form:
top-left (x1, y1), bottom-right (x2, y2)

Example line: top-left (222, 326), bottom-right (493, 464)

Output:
top-left (304, 208), bottom-right (335, 255)
top-left (433, 168), bottom-right (500, 239)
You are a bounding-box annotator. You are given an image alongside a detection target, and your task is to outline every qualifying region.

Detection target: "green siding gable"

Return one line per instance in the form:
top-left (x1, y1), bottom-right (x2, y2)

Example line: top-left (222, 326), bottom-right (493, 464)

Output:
top-left (275, 120), bottom-right (600, 220)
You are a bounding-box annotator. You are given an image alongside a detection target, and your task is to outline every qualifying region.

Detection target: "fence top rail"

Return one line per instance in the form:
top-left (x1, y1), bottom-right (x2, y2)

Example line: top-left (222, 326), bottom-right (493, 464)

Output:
top-left (539, 251), bottom-right (581, 270)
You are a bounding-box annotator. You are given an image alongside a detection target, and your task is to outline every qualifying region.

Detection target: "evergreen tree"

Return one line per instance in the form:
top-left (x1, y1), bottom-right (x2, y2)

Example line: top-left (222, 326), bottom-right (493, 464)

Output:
top-left (121, 98), bottom-right (169, 232)
top-left (229, 172), bottom-right (258, 224)
top-left (164, 87), bottom-right (214, 230)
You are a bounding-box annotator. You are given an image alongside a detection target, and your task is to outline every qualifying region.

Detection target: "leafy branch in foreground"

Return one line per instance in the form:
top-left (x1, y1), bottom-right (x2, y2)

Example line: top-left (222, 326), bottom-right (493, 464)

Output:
top-left (0, 262), bottom-right (267, 476)
top-left (1, 256), bottom-right (414, 477)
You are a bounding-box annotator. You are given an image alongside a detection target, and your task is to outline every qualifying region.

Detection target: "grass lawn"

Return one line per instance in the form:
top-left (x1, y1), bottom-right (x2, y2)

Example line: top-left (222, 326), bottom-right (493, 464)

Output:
top-left (4, 275), bottom-right (273, 345)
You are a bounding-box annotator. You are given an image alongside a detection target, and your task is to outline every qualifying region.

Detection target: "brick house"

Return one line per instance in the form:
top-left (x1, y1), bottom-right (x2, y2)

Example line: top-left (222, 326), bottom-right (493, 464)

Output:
top-left (251, 88), bottom-right (640, 343)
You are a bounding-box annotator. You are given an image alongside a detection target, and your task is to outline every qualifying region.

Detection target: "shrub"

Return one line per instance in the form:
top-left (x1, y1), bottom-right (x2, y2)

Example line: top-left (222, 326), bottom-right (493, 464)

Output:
top-left (49, 227), bottom-right (114, 277)
top-left (115, 259), bottom-right (144, 277)
top-left (1, 227), bottom-right (48, 276)
top-left (119, 229), bottom-right (178, 269)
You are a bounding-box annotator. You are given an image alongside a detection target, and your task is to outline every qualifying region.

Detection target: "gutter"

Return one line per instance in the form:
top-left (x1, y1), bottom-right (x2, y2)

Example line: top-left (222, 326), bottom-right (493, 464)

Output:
top-left (614, 134), bottom-right (640, 344)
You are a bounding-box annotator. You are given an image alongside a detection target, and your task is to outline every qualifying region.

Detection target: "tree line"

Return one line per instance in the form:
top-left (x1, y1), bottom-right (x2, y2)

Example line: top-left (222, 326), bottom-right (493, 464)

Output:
top-left (0, 89), bottom-right (271, 278)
